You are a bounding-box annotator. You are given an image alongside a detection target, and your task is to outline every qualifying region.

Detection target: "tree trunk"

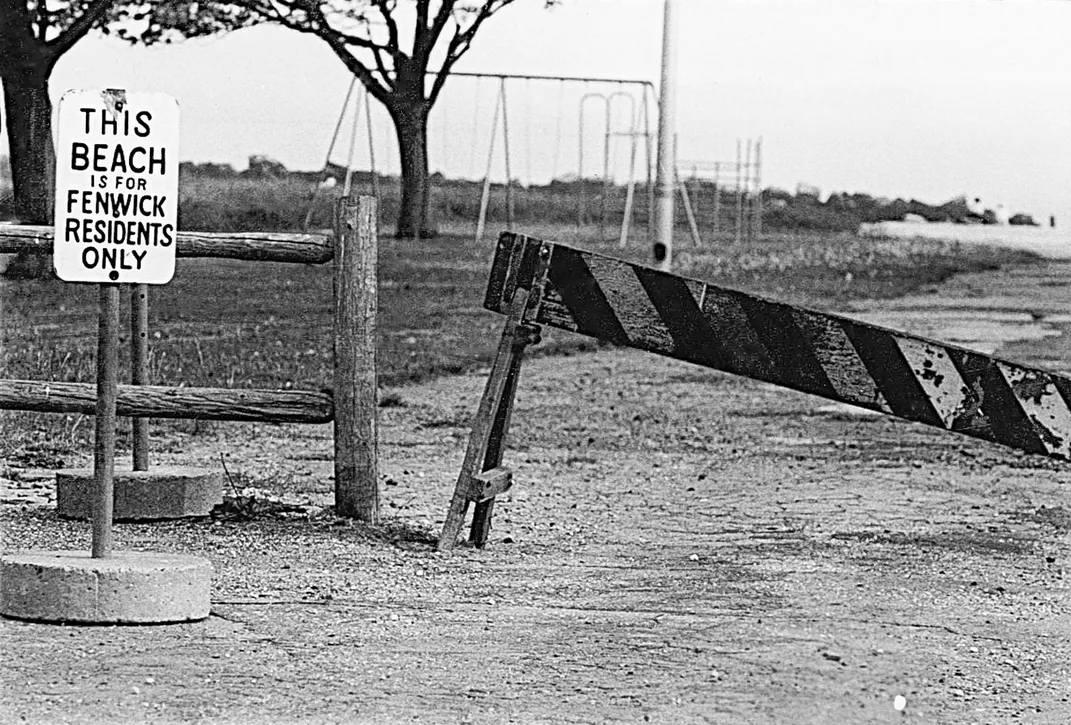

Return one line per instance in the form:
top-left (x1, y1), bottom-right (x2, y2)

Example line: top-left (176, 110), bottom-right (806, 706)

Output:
top-left (389, 102), bottom-right (435, 239)
top-left (2, 73), bottom-right (55, 278)
top-left (3, 72), bottom-right (55, 225)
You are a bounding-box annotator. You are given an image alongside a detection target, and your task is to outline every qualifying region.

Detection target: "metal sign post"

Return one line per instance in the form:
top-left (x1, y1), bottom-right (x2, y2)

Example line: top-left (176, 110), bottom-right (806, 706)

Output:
top-left (52, 88), bottom-right (181, 556)
top-left (91, 284), bottom-right (120, 558)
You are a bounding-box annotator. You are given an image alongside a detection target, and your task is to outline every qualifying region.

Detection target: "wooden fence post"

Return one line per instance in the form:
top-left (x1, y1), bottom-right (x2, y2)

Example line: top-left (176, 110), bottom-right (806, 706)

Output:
top-left (333, 196), bottom-right (379, 522)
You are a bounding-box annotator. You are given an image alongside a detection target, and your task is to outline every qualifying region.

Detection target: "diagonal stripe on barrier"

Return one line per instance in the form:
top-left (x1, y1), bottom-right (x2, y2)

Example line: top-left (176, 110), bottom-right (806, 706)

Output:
top-left (633, 268), bottom-right (733, 370)
top-left (996, 362), bottom-right (1071, 457)
top-left (948, 348), bottom-right (1046, 455)
top-left (544, 246), bottom-right (631, 345)
top-left (893, 336), bottom-right (972, 429)
top-left (792, 309), bottom-right (892, 414)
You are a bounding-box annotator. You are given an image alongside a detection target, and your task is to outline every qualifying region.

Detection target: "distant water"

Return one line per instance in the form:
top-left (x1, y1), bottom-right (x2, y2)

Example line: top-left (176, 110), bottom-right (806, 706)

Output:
top-left (860, 221), bottom-right (1071, 260)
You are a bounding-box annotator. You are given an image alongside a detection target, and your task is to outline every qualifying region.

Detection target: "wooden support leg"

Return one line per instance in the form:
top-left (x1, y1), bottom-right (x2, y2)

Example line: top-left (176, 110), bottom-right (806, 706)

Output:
top-left (468, 323), bottom-right (530, 546)
top-left (438, 294), bottom-right (540, 551)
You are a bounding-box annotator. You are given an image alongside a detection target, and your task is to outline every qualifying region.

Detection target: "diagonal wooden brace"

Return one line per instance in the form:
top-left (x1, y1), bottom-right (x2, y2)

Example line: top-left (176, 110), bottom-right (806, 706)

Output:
top-left (437, 291), bottom-right (540, 551)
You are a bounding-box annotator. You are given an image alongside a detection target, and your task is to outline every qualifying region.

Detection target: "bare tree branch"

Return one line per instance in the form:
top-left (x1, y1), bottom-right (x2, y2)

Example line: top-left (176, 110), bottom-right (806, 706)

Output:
top-left (370, 0), bottom-right (400, 56)
top-left (43, 0), bottom-right (116, 66)
top-left (32, 0), bottom-right (48, 43)
top-left (234, 0), bottom-right (395, 100)
top-left (428, 0), bottom-right (455, 41)
top-left (427, 20), bottom-right (462, 104)
top-left (369, 43), bottom-right (395, 87)
top-left (318, 24), bottom-right (395, 105)
top-left (427, 0), bottom-right (518, 104)
top-left (413, 0), bottom-right (453, 66)
top-left (302, 0), bottom-right (399, 92)
top-left (415, 0), bottom-right (429, 31)
top-left (39, 0), bottom-right (115, 66)
top-left (454, 1), bottom-right (513, 58)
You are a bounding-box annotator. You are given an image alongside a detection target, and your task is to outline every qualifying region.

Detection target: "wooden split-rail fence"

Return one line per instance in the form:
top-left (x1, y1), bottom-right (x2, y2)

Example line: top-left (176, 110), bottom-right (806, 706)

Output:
top-left (0, 197), bottom-right (379, 521)
top-left (439, 231), bottom-right (1071, 549)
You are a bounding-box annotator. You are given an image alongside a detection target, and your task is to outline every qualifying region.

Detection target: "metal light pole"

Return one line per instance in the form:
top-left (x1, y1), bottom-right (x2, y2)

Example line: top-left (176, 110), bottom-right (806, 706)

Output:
top-left (653, 0), bottom-right (678, 271)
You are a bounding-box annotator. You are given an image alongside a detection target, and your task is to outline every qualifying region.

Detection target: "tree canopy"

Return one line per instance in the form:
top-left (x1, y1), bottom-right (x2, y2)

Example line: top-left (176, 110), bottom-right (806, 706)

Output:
top-left (131, 1), bottom-right (545, 99)
top-left (2, 0), bottom-right (556, 244)
top-left (1, 1), bottom-right (115, 236)
top-left (135, 0), bottom-right (557, 237)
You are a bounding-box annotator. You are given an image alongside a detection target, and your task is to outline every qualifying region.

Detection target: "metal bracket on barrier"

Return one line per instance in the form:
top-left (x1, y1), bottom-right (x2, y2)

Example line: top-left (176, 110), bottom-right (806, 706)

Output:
top-left (483, 233), bottom-right (552, 323)
top-left (470, 467), bottom-right (514, 503)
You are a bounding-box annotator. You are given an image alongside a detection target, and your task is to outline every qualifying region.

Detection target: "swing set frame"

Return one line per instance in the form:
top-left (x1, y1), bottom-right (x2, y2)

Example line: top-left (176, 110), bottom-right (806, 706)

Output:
top-left (307, 71), bottom-right (657, 244)
top-left (453, 72), bottom-right (656, 247)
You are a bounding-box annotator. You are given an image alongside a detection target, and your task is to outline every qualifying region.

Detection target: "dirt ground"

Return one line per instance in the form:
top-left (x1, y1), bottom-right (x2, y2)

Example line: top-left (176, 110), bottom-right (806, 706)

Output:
top-left (2, 262), bottom-right (1070, 724)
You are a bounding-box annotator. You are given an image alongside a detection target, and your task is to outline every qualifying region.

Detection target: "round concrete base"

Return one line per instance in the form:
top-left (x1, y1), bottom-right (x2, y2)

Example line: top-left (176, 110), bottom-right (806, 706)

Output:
top-left (56, 467), bottom-right (223, 521)
top-left (0, 550), bottom-right (212, 624)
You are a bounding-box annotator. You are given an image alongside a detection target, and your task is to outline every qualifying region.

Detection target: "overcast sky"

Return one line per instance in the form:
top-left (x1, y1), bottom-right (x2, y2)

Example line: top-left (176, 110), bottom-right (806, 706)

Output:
top-left (3, 0), bottom-right (1069, 223)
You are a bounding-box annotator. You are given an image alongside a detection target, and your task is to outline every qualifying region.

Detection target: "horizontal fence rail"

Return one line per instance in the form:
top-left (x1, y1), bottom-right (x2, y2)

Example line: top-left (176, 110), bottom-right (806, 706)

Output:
top-left (0, 380), bottom-right (334, 424)
top-left (0, 224), bottom-right (333, 264)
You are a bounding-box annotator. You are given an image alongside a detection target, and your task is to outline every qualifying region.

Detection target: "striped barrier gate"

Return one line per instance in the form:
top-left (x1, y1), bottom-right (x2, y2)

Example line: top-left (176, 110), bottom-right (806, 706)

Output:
top-left (438, 232), bottom-right (1071, 549)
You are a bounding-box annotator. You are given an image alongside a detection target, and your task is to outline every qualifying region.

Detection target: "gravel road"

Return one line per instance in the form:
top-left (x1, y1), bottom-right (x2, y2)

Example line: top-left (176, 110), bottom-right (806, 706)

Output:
top-left (2, 260), bottom-right (1069, 724)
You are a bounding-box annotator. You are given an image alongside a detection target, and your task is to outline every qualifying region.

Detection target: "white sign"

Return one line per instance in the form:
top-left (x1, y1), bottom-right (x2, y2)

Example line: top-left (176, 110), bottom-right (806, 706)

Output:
top-left (53, 89), bottom-right (179, 284)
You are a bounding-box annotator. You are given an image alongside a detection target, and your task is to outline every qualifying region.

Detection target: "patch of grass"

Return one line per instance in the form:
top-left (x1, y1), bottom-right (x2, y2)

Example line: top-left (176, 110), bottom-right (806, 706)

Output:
top-left (671, 230), bottom-right (1036, 308)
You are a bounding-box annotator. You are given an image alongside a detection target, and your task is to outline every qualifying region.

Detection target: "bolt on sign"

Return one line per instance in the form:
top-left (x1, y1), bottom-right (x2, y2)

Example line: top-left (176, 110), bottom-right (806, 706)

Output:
top-left (53, 89), bottom-right (179, 284)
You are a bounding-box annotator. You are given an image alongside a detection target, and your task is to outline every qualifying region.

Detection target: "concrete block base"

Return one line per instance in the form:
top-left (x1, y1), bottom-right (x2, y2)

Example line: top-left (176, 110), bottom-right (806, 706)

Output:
top-left (0, 550), bottom-right (212, 624)
top-left (56, 467), bottom-right (223, 521)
